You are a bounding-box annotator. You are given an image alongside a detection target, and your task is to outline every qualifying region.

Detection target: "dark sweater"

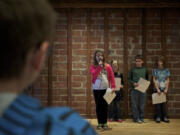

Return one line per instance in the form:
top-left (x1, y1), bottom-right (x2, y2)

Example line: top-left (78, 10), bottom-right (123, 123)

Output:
top-left (128, 66), bottom-right (149, 88)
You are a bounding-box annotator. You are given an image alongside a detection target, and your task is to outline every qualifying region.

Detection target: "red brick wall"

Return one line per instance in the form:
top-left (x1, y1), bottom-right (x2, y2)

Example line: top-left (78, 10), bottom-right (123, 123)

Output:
top-left (31, 8), bottom-right (180, 118)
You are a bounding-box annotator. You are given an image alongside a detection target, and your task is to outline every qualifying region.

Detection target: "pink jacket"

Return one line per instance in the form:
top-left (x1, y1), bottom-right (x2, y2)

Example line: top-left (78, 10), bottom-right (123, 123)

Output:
top-left (90, 64), bottom-right (115, 88)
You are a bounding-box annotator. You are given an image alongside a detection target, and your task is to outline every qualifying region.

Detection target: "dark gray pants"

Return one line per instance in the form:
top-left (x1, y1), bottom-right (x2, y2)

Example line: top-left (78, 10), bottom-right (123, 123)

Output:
top-left (131, 89), bottom-right (146, 121)
top-left (155, 103), bottom-right (166, 119)
top-left (109, 99), bottom-right (121, 120)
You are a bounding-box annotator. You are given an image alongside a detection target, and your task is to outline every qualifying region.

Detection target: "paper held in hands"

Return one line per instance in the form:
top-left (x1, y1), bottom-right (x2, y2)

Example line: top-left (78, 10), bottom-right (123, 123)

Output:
top-left (115, 78), bottom-right (121, 91)
top-left (103, 88), bottom-right (116, 104)
top-left (135, 78), bottom-right (150, 93)
top-left (152, 93), bottom-right (166, 104)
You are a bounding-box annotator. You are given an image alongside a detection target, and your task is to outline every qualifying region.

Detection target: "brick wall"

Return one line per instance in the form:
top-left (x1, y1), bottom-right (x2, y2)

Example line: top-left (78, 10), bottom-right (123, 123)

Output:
top-left (30, 8), bottom-right (180, 118)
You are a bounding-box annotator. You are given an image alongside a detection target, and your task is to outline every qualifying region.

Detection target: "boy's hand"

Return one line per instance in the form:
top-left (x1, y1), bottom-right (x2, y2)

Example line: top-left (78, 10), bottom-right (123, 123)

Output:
top-left (133, 83), bottom-right (138, 87)
top-left (120, 85), bottom-right (123, 89)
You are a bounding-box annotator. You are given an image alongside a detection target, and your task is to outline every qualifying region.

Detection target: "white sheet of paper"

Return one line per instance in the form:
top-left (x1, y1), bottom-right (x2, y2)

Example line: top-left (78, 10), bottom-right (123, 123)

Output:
top-left (103, 88), bottom-right (116, 104)
top-left (152, 93), bottom-right (166, 104)
top-left (135, 78), bottom-right (150, 93)
top-left (115, 78), bottom-right (121, 91)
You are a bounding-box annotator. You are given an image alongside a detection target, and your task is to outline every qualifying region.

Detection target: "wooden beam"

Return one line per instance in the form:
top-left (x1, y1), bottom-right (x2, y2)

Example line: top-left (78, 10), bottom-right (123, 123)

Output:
top-left (142, 8), bottom-right (150, 117)
top-left (86, 9), bottom-right (92, 118)
top-left (161, 8), bottom-right (168, 116)
top-left (51, 2), bottom-right (180, 8)
top-left (161, 9), bottom-right (167, 60)
top-left (67, 9), bottom-right (72, 107)
top-left (142, 9), bottom-right (147, 66)
top-left (122, 9), bottom-right (129, 118)
top-left (47, 44), bottom-right (54, 106)
top-left (104, 9), bottom-right (109, 61)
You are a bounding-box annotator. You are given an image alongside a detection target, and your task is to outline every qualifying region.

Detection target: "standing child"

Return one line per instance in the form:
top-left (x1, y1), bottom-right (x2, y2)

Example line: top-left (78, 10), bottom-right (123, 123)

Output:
top-left (109, 60), bottom-right (124, 123)
top-left (128, 55), bottom-right (148, 123)
top-left (153, 56), bottom-right (170, 123)
top-left (90, 50), bottom-right (115, 130)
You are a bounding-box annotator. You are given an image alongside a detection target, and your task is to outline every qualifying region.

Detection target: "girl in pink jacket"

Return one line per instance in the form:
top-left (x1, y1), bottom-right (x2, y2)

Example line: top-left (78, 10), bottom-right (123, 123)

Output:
top-left (90, 50), bottom-right (115, 130)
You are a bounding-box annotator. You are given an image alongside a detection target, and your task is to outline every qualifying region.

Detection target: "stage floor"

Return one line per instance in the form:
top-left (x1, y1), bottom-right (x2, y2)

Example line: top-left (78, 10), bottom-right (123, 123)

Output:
top-left (88, 119), bottom-right (180, 135)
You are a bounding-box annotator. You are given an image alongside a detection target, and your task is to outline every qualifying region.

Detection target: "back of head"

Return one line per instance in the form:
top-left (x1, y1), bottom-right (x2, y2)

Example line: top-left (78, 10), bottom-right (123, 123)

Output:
top-left (0, 0), bottom-right (56, 80)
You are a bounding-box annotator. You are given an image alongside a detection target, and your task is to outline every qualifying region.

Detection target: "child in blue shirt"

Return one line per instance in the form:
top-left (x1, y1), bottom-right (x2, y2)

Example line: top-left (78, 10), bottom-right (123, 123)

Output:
top-left (0, 0), bottom-right (97, 135)
top-left (153, 56), bottom-right (170, 123)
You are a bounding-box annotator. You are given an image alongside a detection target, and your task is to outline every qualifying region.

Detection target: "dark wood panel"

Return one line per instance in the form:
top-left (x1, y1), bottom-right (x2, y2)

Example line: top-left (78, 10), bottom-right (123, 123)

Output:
top-left (51, 2), bottom-right (180, 8)
top-left (104, 9), bottom-right (109, 61)
top-left (122, 9), bottom-right (129, 118)
top-left (67, 9), bottom-right (72, 107)
top-left (86, 9), bottom-right (92, 118)
top-left (47, 43), bottom-right (54, 106)
top-left (161, 9), bottom-right (168, 116)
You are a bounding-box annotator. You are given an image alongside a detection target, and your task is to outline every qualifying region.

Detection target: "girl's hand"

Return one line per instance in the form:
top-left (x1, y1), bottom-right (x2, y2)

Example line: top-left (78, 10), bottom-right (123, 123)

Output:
top-left (111, 88), bottom-right (115, 93)
top-left (164, 89), bottom-right (168, 94)
top-left (120, 85), bottom-right (123, 89)
top-left (157, 89), bottom-right (161, 95)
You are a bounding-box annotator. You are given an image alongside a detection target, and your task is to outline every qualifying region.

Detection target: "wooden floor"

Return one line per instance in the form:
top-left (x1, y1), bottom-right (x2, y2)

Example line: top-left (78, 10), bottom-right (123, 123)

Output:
top-left (88, 119), bottom-right (180, 135)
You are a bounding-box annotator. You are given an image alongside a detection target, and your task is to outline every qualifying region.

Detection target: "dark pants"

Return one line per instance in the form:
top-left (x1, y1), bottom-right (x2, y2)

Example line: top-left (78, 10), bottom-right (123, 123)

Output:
top-left (131, 89), bottom-right (146, 121)
top-left (155, 103), bottom-right (166, 119)
top-left (93, 90), bottom-right (108, 124)
top-left (109, 99), bottom-right (121, 120)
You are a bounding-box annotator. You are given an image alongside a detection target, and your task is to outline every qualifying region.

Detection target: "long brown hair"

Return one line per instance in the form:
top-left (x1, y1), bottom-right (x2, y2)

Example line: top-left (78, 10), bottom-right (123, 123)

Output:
top-left (93, 50), bottom-right (105, 66)
top-left (154, 56), bottom-right (166, 68)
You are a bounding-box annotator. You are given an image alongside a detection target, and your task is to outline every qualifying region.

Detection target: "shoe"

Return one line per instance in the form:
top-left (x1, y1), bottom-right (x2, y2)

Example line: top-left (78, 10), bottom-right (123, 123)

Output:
top-left (134, 119), bottom-right (142, 124)
top-left (102, 124), bottom-right (112, 130)
top-left (118, 119), bottom-right (123, 123)
top-left (109, 119), bottom-right (113, 122)
top-left (97, 124), bottom-right (103, 130)
top-left (140, 119), bottom-right (146, 123)
top-left (162, 117), bottom-right (170, 123)
top-left (156, 117), bottom-right (161, 123)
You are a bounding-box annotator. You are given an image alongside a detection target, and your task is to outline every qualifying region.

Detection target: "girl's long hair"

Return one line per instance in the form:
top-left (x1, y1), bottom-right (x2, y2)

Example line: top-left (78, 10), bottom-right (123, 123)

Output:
top-left (93, 50), bottom-right (105, 66)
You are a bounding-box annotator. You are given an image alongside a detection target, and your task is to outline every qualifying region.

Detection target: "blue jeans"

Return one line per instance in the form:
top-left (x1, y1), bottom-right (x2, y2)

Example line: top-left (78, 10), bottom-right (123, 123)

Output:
top-left (131, 89), bottom-right (146, 121)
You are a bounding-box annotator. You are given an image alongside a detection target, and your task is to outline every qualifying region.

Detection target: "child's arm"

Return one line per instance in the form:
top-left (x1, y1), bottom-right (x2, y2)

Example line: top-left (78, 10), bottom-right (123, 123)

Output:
top-left (90, 65), bottom-right (102, 83)
top-left (164, 77), bottom-right (170, 94)
top-left (153, 76), bottom-right (161, 95)
top-left (120, 74), bottom-right (124, 85)
top-left (128, 69), bottom-right (138, 87)
top-left (145, 68), bottom-right (149, 80)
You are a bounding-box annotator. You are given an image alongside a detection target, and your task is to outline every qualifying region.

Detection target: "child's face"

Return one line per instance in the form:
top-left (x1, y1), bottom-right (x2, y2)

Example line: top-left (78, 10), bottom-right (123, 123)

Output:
top-left (96, 52), bottom-right (103, 62)
top-left (158, 60), bottom-right (163, 68)
top-left (135, 59), bottom-right (143, 67)
top-left (112, 63), bottom-right (118, 72)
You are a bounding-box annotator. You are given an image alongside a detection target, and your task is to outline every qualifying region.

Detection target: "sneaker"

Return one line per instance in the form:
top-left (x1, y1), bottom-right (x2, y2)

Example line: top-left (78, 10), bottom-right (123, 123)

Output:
top-left (134, 119), bottom-right (142, 124)
top-left (102, 124), bottom-right (112, 130)
top-left (118, 119), bottom-right (123, 123)
top-left (156, 117), bottom-right (161, 123)
top-left (140, 119), bottom-right (146, 123)
top-left (97, 124), bottom-right (103, 130)
top-left (162, 117), bottom-right (170, 123)
top-left (109, 119), bottom-right (113, 122)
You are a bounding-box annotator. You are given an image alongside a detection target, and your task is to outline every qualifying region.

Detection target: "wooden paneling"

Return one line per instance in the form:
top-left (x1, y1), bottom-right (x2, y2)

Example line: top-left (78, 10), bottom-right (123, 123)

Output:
top-left (67, 9), bottom-right (72, 107)
top-left (86, 9), bottom-right (92, 118)
top-left (122, 9), bottom-right (129, 118)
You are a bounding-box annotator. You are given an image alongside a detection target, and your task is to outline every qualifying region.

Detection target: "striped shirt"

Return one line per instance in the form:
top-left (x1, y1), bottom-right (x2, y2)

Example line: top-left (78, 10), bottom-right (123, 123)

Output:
top-left (0, 94), bottom-right (97, 135)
